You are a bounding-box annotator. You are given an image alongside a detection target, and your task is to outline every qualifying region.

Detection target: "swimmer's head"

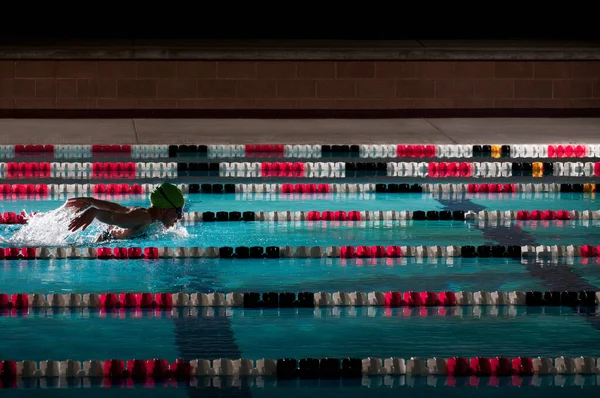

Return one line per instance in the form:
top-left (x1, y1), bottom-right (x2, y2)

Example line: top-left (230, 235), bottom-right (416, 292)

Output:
top-left (150, 183), bottom-right (185, 227)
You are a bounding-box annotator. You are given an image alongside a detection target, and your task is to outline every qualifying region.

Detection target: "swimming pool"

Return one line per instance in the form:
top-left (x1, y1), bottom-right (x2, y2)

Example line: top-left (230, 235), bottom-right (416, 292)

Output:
top-left (1, 143), bottom-right (600, 397)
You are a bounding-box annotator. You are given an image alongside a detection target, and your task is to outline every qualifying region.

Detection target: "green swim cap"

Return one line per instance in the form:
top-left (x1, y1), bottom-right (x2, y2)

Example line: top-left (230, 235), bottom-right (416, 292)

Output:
top-left (150, 183), bottom-right (185, 209)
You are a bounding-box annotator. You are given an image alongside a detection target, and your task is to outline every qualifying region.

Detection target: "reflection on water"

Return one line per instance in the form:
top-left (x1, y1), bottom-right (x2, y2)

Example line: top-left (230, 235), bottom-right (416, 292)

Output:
top-left (5, 374), bottom-right (600, 390)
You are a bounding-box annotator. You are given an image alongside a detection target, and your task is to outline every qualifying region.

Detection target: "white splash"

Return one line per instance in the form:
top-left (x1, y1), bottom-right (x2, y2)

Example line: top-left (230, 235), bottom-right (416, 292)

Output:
top-left (6, 205), bottom-right (98, 246)
top-left (141, 221), bottom-right (191, 240)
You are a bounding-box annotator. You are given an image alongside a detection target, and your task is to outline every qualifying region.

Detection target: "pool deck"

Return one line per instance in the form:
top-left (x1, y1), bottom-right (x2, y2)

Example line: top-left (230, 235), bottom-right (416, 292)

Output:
top-left (1, 39), bottom-right (599, 60)
top-left (0, 118), bottom-right (598, 145)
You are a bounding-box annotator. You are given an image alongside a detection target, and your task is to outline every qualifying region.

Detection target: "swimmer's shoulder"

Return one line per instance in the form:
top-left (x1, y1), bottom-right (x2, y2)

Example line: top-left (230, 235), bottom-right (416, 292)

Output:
top-left (124, 207), bottom-right (154, 225)
top-left (124, 206), bottom-right (149, 215)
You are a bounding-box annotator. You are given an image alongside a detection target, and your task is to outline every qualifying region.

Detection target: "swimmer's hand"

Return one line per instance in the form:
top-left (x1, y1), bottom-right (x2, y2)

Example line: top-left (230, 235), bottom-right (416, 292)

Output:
top-left (66, 197), bottom-right (130, 214)
top-left (68, 208), bottom-right (97, 232)
top-left (65, 197), bottom-right (92, 213)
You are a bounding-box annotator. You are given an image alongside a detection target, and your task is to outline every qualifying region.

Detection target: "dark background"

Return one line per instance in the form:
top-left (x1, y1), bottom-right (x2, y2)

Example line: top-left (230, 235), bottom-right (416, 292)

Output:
top-left (0, 6), bottom-right (597, 41)
top-left (0, 23), bottom-right (599, 41)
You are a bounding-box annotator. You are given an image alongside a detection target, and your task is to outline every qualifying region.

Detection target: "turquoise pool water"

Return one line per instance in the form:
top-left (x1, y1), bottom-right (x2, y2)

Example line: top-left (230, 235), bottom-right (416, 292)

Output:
top-left (5, 219), bottom-right (600, 248)
top-left (1, 307), bottom-right (598, 361)
top-left (2, 190), bottom-right (600, 396)
top-left (0, 257), bottom-right (552, 294)
top-left (2, 221), bottom-right (488, 247)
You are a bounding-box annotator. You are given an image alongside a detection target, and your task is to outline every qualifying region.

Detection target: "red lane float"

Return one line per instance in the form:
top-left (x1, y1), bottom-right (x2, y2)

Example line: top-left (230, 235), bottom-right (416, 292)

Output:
top-left (92, 162), bottom-right (136, 172)
top-left (467, 184), bottom-right (515, 193)
top-left (516, 210), bottom-right (571, 221)
top-left (341, 246), bottom-right (403, 258)
top-left (0, 184), bottom-right (48, 195)
top-left (280, 184), bottom-right (331, 193)
top-left (14, 145), bottom-right (54, 153)
top-left (100, 293), bottom-right (173, 309)
top-left (427, 162), bottom-right (472, 178)
top-left (580, 245), bottom-right (600, 257)
top-left (95, 247), bottom-right (159, 259)
top-left (91, 145), bottom-right (132, 153)
top-left (6, 162), bottom-right (51, 172)
top-left (396, 145), bottom-right (436, 158)
top-left (548, 145), bottom-right (588, 158)
top-left (0, 247), bottom-right (36, 259)
top-left (305, 211), bottom-right (362, 221)
top-left (355, 246), bottom-right (387, 258)
top-left (459, 162), bottom-right (473, 177)
top-left (6, 163), bottom-right (51, 178)
top-left (0, 213), bottom-right (28, 225)
top-left (412, 162), bottom-right (473, 178)
top-left (93, 163), bottom-right (131, 171)
top-left (0, 293), bottom-right (29, 308)
top-left (93, 184), bottom-right (143, 194)
top-left (92, 162), bottom-right (137, 179)
top-left (245, 145), bottom-right (284, 153)
top-left (384, 291), bottom-right (457, 307)
top-left (260, 162), bottom-right (305, 177)
top-left (447, 357), bottom-right (533, 377)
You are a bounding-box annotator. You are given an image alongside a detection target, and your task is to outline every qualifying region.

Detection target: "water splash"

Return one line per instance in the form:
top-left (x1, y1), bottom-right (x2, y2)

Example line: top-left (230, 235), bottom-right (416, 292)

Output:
top-left (4, 203), bottom-right (191, 247)
top-left (139, 221), bottom-right (191, 241)
top-left (6, 205), bottom-right (96, 247)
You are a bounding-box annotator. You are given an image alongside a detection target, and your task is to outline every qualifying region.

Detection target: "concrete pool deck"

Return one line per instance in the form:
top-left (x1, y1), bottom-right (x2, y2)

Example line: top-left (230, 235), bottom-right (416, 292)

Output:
top-left (0, 117), bottom-right (598, 145)
top-left (1, 39), bottom-right (599, 60)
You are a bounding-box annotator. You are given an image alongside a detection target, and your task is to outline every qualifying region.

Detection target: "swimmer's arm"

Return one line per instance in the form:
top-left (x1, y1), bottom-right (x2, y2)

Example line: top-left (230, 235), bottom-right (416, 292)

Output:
top-left (69, 207), bottom-right (151, 232)
top-left (66, 197), bottom-right (130, 213)
top-left (88, 198), bottom-right (130, 213)
top-left (93, 208), bottom-right (153, 229)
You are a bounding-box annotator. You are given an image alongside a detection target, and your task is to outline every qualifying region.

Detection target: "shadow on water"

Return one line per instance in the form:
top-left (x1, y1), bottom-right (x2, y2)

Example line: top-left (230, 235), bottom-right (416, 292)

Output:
top-left (438, 197), bottom-right (600, 332)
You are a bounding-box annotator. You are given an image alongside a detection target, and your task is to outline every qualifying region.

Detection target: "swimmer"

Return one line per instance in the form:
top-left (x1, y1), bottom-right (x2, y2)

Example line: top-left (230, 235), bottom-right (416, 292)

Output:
top-left (66, 182), bottom-right (185, 242)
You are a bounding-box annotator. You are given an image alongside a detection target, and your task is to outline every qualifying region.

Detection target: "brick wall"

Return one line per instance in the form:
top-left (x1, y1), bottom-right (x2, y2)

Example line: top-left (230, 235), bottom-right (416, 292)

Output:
top-left (0, 60), bottom-right (599, 113)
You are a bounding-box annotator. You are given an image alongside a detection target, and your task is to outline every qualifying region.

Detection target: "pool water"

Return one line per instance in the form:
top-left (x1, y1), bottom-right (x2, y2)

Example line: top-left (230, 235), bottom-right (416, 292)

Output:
top-left (2, 156), bottom-right (600, 397)
top-left (0, 257), bottom-right (561, 294)
top-left (2, 306), bottom-right (599, 361)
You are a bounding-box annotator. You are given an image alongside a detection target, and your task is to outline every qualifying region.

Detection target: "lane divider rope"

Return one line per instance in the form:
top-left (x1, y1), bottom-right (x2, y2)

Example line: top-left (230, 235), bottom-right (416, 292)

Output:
top-left (3, 144), bottom-right (600, 159)
top-left (1, 244), bottom-right (600, 259)
top-left (1, 161), bottom-right (600, 179)
top-left (0, 355), bottom-right (599, 379)
top-left (0, 256), bottom-right (592, 267)
top-left (0, 182), bottom-right (596, 196)
top-left (4, 209), bottom-right (600, 225)
top-left (1, 291), bottom-right (598, 308)
top-left (176, 209), bottom-right (592, 223)
top-left (0, 306), bottom-right (542, 319)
